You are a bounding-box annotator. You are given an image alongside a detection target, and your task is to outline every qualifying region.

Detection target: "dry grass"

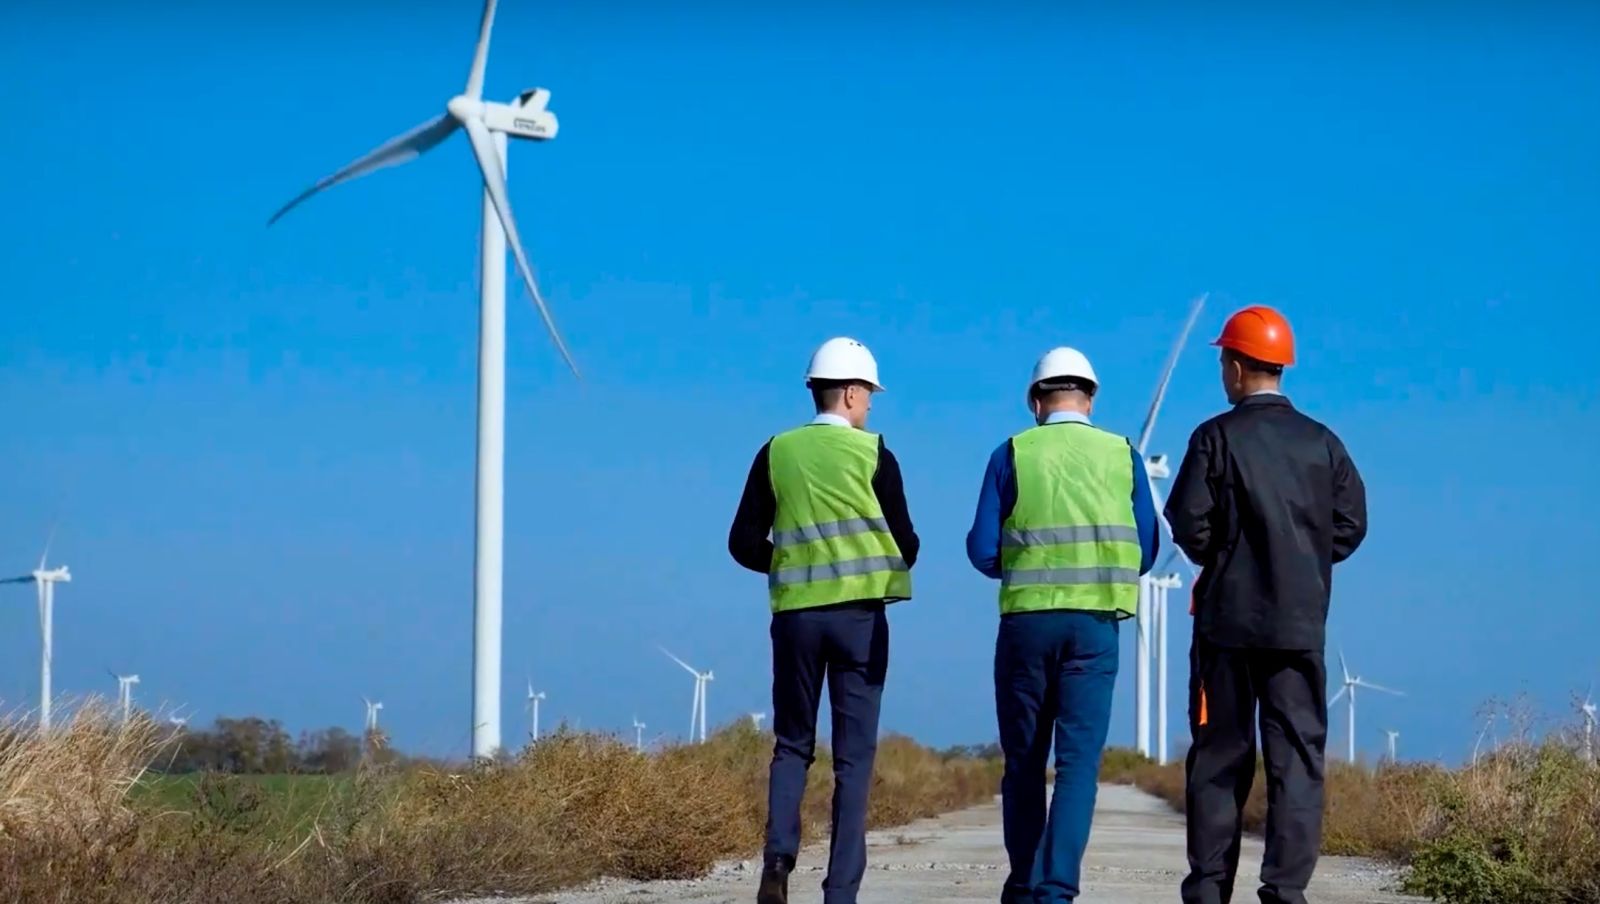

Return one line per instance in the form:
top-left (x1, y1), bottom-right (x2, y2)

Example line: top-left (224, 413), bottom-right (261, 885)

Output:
top-left (1101, 723), bottom-right (1600, 904)
top-left (0, 706), bottom-right (1000, 904)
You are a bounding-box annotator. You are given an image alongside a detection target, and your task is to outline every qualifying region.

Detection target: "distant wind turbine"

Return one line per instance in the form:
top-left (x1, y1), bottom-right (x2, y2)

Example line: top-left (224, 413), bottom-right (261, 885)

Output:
top-left (268, 0), bottom-right (579, 761)
top-left (2, 532), bottom-right (71, 732)
top-left (526, 682), bottom-right (546, 741)
top-left (111, 672), bottom-right (141, 723)
top-left (363, 696), bottom-right (385, 754)
top-left (1579, 685), bottom-right (1596, 764)
top-left (1328, 650), bottom-right (1403, 763)
top-left (632, 715), bottom-right (646, 753)
top-left (750, 711), bottom-right (767, 731)
top-left (1384, 729), bottom-right (1400, 764)
top-left (659, 647), bottom-right (713, 742)
top-left (1149, 571), bottom-right (1182, 764)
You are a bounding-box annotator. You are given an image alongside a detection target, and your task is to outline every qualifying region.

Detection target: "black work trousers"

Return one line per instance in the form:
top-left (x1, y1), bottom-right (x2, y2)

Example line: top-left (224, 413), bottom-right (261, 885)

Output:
top-left (765, 602), bottom-right (889, 904)
top-left (1181, 637), bottom-right (1328, 904)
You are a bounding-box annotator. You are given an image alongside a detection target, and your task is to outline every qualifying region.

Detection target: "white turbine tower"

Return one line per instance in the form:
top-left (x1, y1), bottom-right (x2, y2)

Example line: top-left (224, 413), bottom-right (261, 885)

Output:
top-left (526, 682), bottom-right (546, 741)
top-left (363, 696), bottom-right (385, 748)
top-left (1579, 685), bottom-right (1596, 764)
top-left (750, 711), bottom-right (767, 731)
top-left (1384, 729), bottom-right (1400, 764)
top-left (269, 0), bottom-right (578, 760)
top-left (1149, 572), bottom-right (1182, 764)
top-left (2, 538), bottom-right (71, 732)
top-left (1133, 294), bottom-right (1207, 759)
top-left (112, 673), bottom-right (141, 723)
top-left (1328, 651), bottom-right (1403, 763)
top-left (632, 716), bottom-right (646, 752)
top-left (659, 647), bottom-right (713, 742)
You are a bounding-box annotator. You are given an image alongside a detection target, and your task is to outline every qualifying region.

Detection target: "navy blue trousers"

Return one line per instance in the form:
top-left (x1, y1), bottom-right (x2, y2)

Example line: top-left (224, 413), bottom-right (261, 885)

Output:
top-left (995, 610), bottom-right (1120, 904)
top-left (765, 602), bottom-right (889, 904)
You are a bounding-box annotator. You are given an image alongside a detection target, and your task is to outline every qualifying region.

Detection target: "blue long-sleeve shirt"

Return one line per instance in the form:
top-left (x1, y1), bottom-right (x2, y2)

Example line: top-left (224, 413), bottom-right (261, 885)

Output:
top-left (965, 411), bottom-right (1160, 579)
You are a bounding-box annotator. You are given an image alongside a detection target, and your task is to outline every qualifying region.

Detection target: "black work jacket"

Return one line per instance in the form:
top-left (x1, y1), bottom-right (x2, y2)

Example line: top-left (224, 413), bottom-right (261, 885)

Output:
top-left (1165, 394), bottom-right (1367, 650)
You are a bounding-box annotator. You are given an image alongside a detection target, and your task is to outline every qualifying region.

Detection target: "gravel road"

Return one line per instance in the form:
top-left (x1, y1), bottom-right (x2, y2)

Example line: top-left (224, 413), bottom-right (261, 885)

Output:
top-left (457, 784), bottom-right (1422, 903)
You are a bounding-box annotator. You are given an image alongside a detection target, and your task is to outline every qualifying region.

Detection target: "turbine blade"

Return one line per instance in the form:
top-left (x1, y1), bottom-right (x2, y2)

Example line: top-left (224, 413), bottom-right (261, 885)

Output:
top-left (657, 645), bottom-right (700, 677)
top-left (463, 118), bottom-right (581, 377)
top-left (1339, 649), bottom-right (1351, 684)
top-left (40, 520), bottom-right (58, 571)
top-left (464, 0), bottom-right (499, 99)
top-left (1148, 475), bottom-right (1199, 580)
top-left (1356, 679), bottom-right (1404, 696)
top-left (0, 576), bottom-right (35, 584)
top-left (1328, 686), bottom-right (1348, 706)
top-left (268, 114), bottom-right (459, 225)
top-left (1137, 293), bottom-right (1208, 455)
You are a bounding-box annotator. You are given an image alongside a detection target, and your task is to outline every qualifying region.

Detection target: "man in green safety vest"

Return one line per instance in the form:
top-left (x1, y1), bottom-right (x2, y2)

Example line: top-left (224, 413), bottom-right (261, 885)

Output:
top-left (966, 347), bottom-right (1159, 904)
top-left (727, 337), bottom-right (921, 904)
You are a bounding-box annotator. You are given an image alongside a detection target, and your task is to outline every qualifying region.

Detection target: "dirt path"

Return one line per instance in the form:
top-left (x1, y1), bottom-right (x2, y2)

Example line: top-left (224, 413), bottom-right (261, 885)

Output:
top-left (469, 785), bottom-right (1421, 903)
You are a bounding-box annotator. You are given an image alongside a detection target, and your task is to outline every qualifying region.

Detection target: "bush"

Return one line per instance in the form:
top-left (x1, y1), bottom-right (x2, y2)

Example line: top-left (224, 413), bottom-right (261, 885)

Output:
top-left (1101, 718), bottom-right (1600, 904)
top-left (0, 706), bottom-right (1001, 904)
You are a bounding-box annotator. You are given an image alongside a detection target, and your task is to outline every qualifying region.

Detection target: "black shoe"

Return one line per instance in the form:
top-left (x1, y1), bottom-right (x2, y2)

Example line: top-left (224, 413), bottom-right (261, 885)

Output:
top-left (757, 856), bottom-right (792, 904)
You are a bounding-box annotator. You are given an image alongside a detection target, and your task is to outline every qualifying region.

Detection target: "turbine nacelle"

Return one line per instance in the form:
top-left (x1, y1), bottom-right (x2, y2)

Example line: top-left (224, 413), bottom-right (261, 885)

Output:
top-left (1145, 453), bottom-right (1171, 480)
top-left (446, 92), bottom-right (559, 142)
top-left (489, 95), bottom-right (558, 141)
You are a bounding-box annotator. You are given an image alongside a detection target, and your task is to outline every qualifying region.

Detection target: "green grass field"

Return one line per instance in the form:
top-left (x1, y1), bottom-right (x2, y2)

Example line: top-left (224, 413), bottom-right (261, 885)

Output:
top-left (134, 773), bottom-right (359, 839)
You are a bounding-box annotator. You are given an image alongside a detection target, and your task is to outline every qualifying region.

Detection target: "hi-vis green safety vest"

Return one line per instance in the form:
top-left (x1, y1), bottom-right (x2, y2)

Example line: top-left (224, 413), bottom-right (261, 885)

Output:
top-left (767, 425), bottom-right (911, 613)
top-left (999, 423), bottom-right (1141, 617)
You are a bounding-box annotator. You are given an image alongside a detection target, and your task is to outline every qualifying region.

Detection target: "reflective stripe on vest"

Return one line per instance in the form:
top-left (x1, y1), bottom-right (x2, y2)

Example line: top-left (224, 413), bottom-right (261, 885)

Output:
top-left (769, 554), bottom-right (909, 588)
top-left (999, 423), bottom-right (1140, 617)
top-left (773, 517), bottom-right (893, 548)
top-left (766, 426), bottom-right (912, 612)
top-left (1001, 525), bottom-right (1140, 547)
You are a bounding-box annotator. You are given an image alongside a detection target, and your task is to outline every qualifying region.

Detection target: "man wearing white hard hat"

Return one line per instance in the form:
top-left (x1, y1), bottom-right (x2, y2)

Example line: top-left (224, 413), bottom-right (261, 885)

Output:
top-left (728, 337), bottom-right (920, 904)
top-left (966, 347), bottom-right (1158, 904)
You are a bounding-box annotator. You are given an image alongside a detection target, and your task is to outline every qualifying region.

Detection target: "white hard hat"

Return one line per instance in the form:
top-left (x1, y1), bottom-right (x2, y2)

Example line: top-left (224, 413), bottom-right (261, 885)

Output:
top-left (1030, 347), bottom-right (1099, 393)
top-left (806, 337), bottom-right (884, 391)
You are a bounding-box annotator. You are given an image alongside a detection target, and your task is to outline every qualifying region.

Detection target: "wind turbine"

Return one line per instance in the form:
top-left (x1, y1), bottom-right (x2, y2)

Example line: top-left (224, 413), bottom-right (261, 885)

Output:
top-left (269, 0), bottom-right (578, 760)
top-left (362, 696), bottom-right (385, 754)
top-left (1384, 729), bottom-right (1400, 764)
top-left (1132, 294), bottom-right (1207, 758)
top-left (750, 711), bottom-right (767, 731)
top-left (1579, 685), bottom-right (1596, 764)
top-left (168, 715), bottom-right (189, 729)
top-left (525, 681), bottom-right (546, 741)
top-left (1328, 651), bottom-right (1403, 763)
top-left (632, 715), bottom-right (646, 752)
top-left (111, 672), bottom-right (141, 723)
top-left (2, 536), bottom-right (71, 732)
top-left (659, 647), bottom-right (713, 742)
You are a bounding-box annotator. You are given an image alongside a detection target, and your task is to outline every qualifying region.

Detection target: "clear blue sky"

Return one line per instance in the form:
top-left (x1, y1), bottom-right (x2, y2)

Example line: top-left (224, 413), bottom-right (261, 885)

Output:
top-left (1, 1), bottom-right (1596, 762)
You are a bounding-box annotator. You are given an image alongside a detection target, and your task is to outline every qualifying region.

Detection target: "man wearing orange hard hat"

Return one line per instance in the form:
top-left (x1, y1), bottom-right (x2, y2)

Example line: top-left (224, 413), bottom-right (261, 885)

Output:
top-left (1164, 306), bottom-right (1369, 904)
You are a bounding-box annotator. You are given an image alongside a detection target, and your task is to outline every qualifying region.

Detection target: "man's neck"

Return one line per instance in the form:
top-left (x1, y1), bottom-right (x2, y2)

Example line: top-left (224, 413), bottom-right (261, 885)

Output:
top-left (1036, 408), bottom-right (1091, 426)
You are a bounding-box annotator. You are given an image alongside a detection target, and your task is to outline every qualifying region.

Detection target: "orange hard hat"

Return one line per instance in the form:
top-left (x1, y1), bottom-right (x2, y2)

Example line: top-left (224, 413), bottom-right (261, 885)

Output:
top-left (1212, 305), bottom-right (1295, 366)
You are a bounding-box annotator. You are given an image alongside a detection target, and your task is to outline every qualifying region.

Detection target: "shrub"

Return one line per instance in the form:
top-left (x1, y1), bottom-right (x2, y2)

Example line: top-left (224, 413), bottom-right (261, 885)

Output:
top-left (0, 706), bottom-right (1000, 904)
